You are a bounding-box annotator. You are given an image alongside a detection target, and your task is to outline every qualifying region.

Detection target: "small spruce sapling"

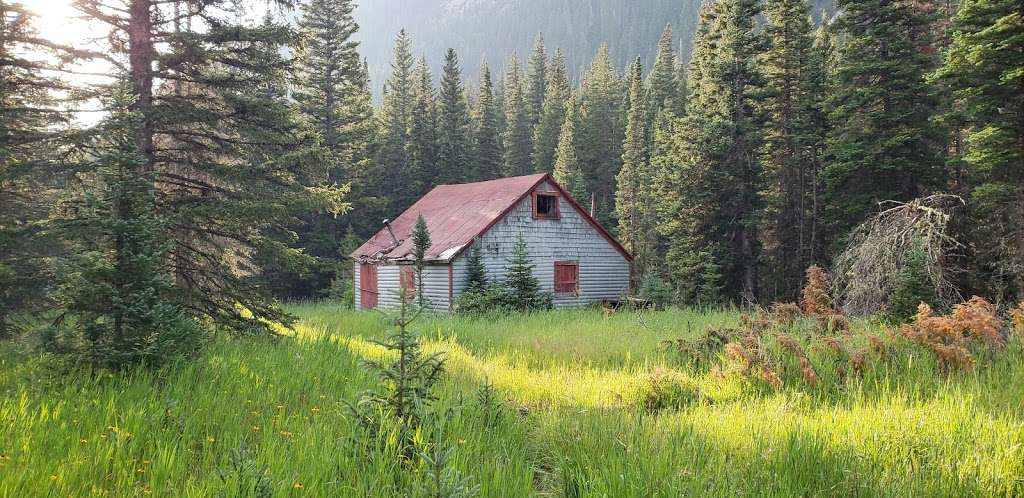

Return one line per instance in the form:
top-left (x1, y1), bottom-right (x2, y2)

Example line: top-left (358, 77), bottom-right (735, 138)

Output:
top-left (412, 215), bottom-right (432, 308)
top-left (505, 234), bottom-right (552, 311)
top-left (465, 243), bottom-right (487, 291)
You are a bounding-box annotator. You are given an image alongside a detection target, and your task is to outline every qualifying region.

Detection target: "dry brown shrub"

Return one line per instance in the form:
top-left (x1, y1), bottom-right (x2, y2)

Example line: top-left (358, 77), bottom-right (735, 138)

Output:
top-left (723, 334), bottom-right (783, 389)
top-left (770, 302), bottom-right (802, 326)
top-left (869, 335), bottom-right (889, 358)
top-left (900, 297), bottom-right (1008, 372)
top-left (799, 357), bottom-right (818, 387)
top-left (800, 266), bottom-right (834, 316)
top-left (849, 349), bottom-right (867, 375)
top-left (1012, 303), bottom-right (1024, 334)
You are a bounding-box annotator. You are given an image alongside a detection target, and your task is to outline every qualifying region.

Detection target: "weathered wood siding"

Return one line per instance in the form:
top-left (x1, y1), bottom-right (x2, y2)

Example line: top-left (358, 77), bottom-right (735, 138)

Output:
top-left (451, 180), bottom-right (630, 307)
top-left (355, 261), bottom-right (452, 311)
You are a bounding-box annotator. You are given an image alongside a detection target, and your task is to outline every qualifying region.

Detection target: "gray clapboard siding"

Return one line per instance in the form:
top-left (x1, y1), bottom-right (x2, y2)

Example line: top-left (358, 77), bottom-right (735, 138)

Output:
top-left (356, 262), bottom-right (451, 312)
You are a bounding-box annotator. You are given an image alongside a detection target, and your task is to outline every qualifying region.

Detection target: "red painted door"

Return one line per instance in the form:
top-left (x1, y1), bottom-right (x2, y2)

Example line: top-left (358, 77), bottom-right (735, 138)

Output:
top-left (359, 264), bottom-right (378, 309)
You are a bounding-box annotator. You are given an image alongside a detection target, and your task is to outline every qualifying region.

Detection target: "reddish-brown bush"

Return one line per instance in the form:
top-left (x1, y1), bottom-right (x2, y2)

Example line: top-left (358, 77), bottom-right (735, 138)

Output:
top-left (901, 297), bottom-right (1008, 372)
top-left (770, 302), bottom-right (802, 326)
top-left (800, 266), bottom-right (834, 316)
top-left (1010, 302), bottom-right (1024, 334)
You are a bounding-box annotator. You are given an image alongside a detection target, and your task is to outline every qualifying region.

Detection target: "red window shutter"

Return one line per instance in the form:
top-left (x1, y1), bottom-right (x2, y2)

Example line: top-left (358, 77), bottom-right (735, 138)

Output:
top-left (554, 261), bottom-right (578, 294)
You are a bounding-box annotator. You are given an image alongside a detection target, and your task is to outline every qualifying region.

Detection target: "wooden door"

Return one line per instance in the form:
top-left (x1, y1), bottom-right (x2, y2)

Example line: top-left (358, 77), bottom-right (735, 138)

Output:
top-left (359, 263), bottom-right (379, 309)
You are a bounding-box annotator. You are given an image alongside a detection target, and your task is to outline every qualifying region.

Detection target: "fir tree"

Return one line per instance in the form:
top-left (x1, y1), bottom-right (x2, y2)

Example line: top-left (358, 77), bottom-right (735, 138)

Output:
top-left (380, 29), bottom-right (415, 210)
top-left (647, 24), bottom-right (683, 122)
top-left (933, 0), bottom-right (1024, 302)
top-left (502, 54), bottom-right (533, 176)
top-left (616, 58), bottom-right (656, 278)
top-left (409, 56), bottom-right (439, 195)
top-left (759, 0), bottom-right (828, 301)
top-left (411, 215), bottom-right (432, 308)
top-left (576, 45), bottom-right (624, 227)
top-left (505, 234), bottom-right (548, 311)
top-left (438, 48), bottom-right (472, 185)
top-left (824, 0), bottom-right (945, 246)
top-left (532, 48), bottom-right (571, 173)
top-left (472, 63), bottom-right (502, 181)
top-left (553, 96), bottom-right (588, 202)
top-left (525, 33), bottom-right (548, 139)
top-left (465, 243), bottom-right (488, 291)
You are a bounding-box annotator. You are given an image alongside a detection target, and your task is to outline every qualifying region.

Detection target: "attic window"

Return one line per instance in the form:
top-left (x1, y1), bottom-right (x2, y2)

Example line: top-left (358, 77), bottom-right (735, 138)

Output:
top-left (533, 192), bottom-right (560, 220)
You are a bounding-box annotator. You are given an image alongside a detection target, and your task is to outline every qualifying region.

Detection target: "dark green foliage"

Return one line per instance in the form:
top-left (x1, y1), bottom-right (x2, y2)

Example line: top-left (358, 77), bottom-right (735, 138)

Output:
top-left (637, 273), bottom-right (674, 308)
top-left (471, 63), bottom-right (502, 182)
top-left (46, 89), bottom-right (202, 369)
top-left (616, 58), bottom-right (656, 279)
top-left (552, 95), bottom-right (588, 202)
top-left (823, 0), bottom-right (945, 247)
top-left (889, 243), bottom-right (939, 322)
top-left (505, 234), bottom-right (553, 311)
top-left (380, 30), bottom-right (416, 210)
top-left (532, 49), bottom-right (571, 173)
top-left (647, 24), bottom-right (684, 121)
top-left (415, 425), bottom-right (481, 498)
top-left (933, 0), bottom-right (1024, 303)
top-left (216, 446), bottom-right (274, 498)
top-left (524, 34), bottom-right (548, 140)
top-left (696, 251), bottom-right (724, 306)
top-left (411, 215), bottom-right (432, 308)
top-left (454, 282), bottom-right (514, 315)
top-left (465, 243), bottom-right (488, 291)
top-left (575, 45), bottom-right (624, 226)
top-left (409, 57), bottom-right (440, 195)
top-left (438, 49), bottom-right (472, 185)
top-left (502, 55), bottom-right (533, 176)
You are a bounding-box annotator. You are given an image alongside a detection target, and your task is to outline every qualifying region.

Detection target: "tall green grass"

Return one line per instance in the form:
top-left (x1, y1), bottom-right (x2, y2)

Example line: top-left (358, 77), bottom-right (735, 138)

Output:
top-left (1, 306), bottom-right (1021, 497)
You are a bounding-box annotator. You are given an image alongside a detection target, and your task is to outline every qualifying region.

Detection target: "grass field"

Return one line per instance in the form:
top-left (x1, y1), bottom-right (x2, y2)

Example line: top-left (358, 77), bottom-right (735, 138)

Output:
top-left (1, 305), bottom-right (1022, 497)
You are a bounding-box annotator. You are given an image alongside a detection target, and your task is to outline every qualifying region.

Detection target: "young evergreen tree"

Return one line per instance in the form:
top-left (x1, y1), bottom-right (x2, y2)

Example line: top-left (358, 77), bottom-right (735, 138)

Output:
top-left (532, 48), bottom-right (571, 173)
top-left (616, 58), bottom-right (656, 278)
top-left (465, 243), bottom-right (488, 291)
top-left (380, 29), bottom-right (416, 210)
top-left (933, 0), bottom-right (1024, 303)
top-left (472, 63), bottom-right (502, 181)
top-left (411, 215), bottom-right (432, 308)
top-left (647, 24), bottom-right (684, 122)
top-left (576, 45), bottom-right (624, 227)
top-left (437, 49), bottom-right (472, 185)
top-left (553, 96), bottom-right (588, 202)
top-left (505, 234), bottom-right (549, 311)
top-left (524, 33), bottom-right (548, 141)
top-left (502, 54), bottom-right (534, 176)
top-left (759, 0), bottom-right (828, 301)
top-left (824, 0), bottom-right (945, 247)
top-left (409, 56), bottom-right (439, 195)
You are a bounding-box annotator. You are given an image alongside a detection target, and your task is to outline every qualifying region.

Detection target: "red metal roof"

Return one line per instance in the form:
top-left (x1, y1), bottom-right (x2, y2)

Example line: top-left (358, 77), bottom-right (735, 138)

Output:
top-left (351, 173), bottom-right (632, 263)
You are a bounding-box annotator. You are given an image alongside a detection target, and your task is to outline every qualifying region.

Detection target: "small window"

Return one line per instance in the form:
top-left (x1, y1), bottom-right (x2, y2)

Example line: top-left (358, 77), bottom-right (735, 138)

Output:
top-left (400, 266), bottom-right (416, 302)
top-left (554, 261), bottom-right (579, 295)
top-left (533, 192), bottom-right (560, 219)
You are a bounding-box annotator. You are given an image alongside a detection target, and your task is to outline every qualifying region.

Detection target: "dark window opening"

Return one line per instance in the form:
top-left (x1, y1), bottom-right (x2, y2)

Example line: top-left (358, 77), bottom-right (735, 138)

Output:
top-left (533, 192), bottom-right (560, 219)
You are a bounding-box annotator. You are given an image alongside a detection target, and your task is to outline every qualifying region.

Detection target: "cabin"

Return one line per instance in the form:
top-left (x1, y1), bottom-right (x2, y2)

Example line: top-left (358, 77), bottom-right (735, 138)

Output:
top-left (351, 173), bottom-right (633, 311)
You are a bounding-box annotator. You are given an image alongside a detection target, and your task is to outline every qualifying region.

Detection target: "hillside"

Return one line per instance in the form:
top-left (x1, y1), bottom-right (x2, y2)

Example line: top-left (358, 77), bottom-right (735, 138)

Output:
top-left (353, 0), bottom-right (834, 93)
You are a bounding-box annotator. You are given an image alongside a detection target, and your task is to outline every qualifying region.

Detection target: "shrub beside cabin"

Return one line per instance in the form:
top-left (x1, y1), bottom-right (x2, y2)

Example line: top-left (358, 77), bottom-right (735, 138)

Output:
top-left (351, 173), bottom-right (633, 311)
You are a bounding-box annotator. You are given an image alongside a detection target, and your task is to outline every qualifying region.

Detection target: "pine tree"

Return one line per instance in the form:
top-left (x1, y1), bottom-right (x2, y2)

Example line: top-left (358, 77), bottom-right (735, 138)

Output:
top-left (525, 33), bottom-right (548, 140)
top-left (502, 54), bottom-right (533, 176)
top-left (654, 0), bottom-right (765, 303)
top-left (576, 45), bottom-right (624, 227)
top-left (380, 29), bottom-right (415, 210)
top-left (824, 0), bottom-right (945, 247)
top-left (505, 234), bottom-right (547, 311)
top-left (67, 0), bottom-right (348, 334)
top-left (472, 63), bottom-right (502, 181)
top-left (438, 49), bottom-right (472, 185)
top-left (532, 48), bottom-right (570, 173)
top-left (616, 58), bottom-right (656, 278)
top-left (647, 24), bottom-right (683, 122)
top-left (933, 0), bottom-right (1024, 303)
top-left (553, 96), bottom-right (588, 202)
top-left (411, 215), bottom-right (432, 308)
top-left (409, 56), bottom-right (439, 195)
top-left (758, 0), bottom-right (828, 301)
top-left (465, 243), bottom-right (488, 291)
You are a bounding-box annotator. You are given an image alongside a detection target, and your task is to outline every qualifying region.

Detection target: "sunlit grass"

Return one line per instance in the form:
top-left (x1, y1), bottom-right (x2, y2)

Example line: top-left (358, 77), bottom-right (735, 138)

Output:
top-left (1, 305), bottom-right (1021, 497)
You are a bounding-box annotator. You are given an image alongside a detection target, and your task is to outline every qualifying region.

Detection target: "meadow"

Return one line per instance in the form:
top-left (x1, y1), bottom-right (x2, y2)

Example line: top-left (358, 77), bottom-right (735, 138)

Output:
top-left (1, 305), bottom-right (1022, 497)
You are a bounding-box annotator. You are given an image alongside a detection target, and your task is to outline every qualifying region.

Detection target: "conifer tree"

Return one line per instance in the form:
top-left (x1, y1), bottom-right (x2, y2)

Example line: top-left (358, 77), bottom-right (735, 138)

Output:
top-left (553, 96), bottom-right (588, 202)
top-left (934, 0), bottom-right (1024, 302)
top-left (409, 56), bottom-right (439, 195)
top-left (472, 63), bottom-right (502, 181)
top-left (647, 24), bottom-right (683, 122)
top-left (438, 48), bottom-right (471, 185)
top-left (824, 0), bottom-right (945, 246)
top-left (502, 54), bottom-right (534, 176)
top-left (380, 29), bottom-right (416, 209)
top-left (465, 243), bottom-right (488, 291)
top-left (759, 0), bottom-right (828, 300)
top-left (411, 215), bottom-right (432, 308)
top-left (506, 234), bottom-right (546, 311)
top-left (576, 45), bottom-right (624, 226)
top-left (532, 48), bottom-right (570, 173)
top-left (525, 33), bottom-right (548, 138)
top-left (616, 58), bottom-right (656, 278)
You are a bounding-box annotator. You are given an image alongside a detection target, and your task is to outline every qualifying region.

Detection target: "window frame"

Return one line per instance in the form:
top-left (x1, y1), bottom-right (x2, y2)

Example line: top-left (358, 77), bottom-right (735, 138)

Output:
top-left (553, 260), bottom-right (579, 295)
top-left (399, 265), bottom-right (416, 302)
top-left (532, 191), bottom-right (561, 220)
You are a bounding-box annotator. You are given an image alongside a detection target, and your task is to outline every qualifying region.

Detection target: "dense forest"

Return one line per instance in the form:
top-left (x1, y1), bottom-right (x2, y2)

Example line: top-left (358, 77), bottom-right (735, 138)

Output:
top-left (2, 0), bottom-right (1023, 365)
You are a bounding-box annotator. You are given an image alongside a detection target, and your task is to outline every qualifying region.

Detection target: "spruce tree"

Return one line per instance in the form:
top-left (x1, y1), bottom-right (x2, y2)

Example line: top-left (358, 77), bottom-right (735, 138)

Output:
top-left (759, 0), bottom-right (828, 301)
top-left (411, 215), bottom-right (432, 308)
top-left (647, 24), bottom-right (683, 122)
top-left (505, 234), bottom-right (546, 311)
top-left (616, 58), bottom-right (656, 278)
top-left (465, 243), bottom-right (488, 291)
top-left (438, 49), bottom-right (471, 185)
top-left (532, 48), bottom-right (571, 173)
top-left (380, 29), bottom-right (415, 209)
top-left (472, 63), bottom-right (502, 181)
top-left (409, 56), bottom-right (439, 195)
top-left (502, 54), bottom-right (533, 176)
top-left (824, 0), bottom-right (945, 246)
top-left (525, 33), bottom-right (548, 140)
top-left (553, 96), bottom-right (588, 202)
top-left (933, 0), bottom-right (1024, 302)
top-left (576, 45), bottom-right (624, 227)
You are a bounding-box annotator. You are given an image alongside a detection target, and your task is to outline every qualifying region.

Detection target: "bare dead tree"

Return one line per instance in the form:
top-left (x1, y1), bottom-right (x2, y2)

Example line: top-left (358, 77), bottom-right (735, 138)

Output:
top-left (834, 194), bottom-right (965, 316)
